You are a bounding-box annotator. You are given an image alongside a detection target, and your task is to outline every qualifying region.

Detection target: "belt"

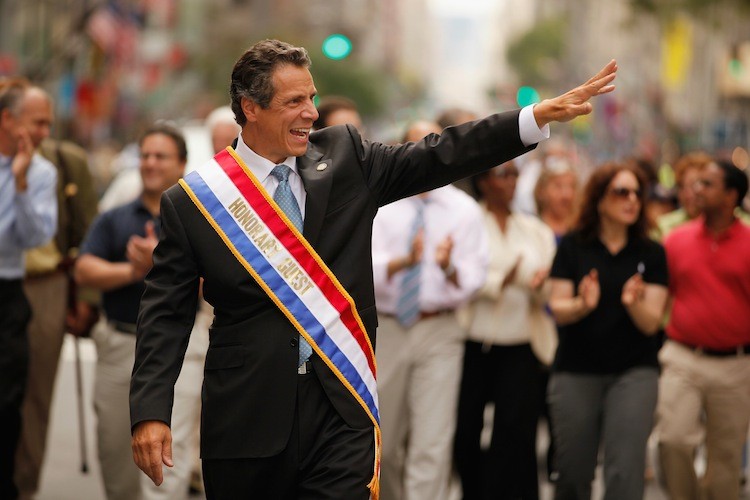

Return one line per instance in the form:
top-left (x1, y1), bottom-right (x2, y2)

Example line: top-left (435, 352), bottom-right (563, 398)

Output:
top-left (24, 268), bottom-right (66, 282)
top-left (418, 310), bottom-right (452, 321)
top-left (297, 359), bottom-right (313, 375)
top-left (675, 340), bottom-right (750, 358)
top-left (383, 310), bottom-right (453, 323)
top-left (109, 320), bottom-right (138, 334)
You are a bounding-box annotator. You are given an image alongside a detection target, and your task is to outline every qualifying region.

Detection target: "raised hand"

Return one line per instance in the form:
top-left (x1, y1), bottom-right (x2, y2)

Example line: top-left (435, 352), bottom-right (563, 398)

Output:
top-left (127, 221), bottom-right (159, 281)
top-left (502, 256), bottom-right (523, 290)
top-left (11, 128), bottom-right (34, 192)
top-left (577, 269), bottom-right (600, 312)
top-left (435, 235), bottom-right (453, 270)
top-left (621, 273), bottom-right (645, 306)
top-left (529, 267), bottom-right (550, 291)
top-left (533, 60), bottom-right (617, 127)
top-left (408, 230), bottom-right (424, 267)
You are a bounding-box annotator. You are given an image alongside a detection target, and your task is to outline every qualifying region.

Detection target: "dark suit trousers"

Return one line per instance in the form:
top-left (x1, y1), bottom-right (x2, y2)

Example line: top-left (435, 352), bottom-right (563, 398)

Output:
top-left (454, 341), bottom-right (542, 500)
top-left (0, 280), bottom-right (32, 500)
top-left (202, 364), bottom-right (375, 500)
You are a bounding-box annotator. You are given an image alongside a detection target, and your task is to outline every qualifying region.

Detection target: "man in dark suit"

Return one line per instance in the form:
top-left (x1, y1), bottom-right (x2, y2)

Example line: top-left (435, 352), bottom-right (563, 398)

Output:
top-left (130, 39), bottom-right (616, 499)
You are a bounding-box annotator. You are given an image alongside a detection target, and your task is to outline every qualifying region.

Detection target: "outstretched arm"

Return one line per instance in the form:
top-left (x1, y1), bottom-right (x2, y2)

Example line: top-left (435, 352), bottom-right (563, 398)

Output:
top-left (533, 60), bottom-right (618, 128)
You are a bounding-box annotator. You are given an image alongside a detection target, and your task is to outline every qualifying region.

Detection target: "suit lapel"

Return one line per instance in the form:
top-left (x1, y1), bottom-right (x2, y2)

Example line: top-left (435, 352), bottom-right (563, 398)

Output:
top-left (297, 151), bottom-right (332, 247)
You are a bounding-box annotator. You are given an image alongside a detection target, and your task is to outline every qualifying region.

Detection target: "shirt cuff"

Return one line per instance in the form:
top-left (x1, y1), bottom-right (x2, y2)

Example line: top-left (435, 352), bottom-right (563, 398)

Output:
top-left (519, 105), bottom-right (550, 147)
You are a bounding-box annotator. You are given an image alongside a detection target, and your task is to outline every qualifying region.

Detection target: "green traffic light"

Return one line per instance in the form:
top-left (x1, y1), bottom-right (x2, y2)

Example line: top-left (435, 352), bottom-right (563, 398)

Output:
top-left (729, 58), bottom-right (743, 78)
top-left (322, 34), bottom-right (352, 60)
top-left (516, 86), bottom-right (541, 107)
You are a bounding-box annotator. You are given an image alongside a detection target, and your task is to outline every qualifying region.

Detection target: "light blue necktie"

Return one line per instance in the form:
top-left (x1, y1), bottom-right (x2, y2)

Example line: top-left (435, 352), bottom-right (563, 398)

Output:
top-left (396, 199), bottom-right (425, 327)
top-left (270, 165), bottom-right (312, 366)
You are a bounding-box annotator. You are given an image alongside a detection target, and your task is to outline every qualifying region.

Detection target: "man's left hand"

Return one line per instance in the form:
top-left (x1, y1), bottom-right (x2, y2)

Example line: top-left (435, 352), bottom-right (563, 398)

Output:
top-left (533, 60), bottom-right (617, 128)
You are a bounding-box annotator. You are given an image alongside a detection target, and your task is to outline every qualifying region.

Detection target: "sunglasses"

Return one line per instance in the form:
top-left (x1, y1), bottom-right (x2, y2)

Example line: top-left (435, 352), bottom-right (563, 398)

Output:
top-left (608, 186), bottom-right (642, 199)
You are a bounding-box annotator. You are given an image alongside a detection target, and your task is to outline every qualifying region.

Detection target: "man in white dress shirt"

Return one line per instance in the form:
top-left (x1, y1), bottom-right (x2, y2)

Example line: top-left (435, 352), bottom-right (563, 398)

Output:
top-left (373, 121), bottom-right (489, 500)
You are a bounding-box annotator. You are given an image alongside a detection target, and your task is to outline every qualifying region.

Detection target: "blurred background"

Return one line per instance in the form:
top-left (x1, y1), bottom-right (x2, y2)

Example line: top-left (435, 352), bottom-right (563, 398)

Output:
top-left (2, 0), bottom-right (750, 190)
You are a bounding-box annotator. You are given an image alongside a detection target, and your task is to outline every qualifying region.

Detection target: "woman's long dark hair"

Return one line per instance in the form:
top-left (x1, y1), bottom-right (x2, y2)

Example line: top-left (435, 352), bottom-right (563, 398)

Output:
top-left (575, 161), bottom-right (650, 242)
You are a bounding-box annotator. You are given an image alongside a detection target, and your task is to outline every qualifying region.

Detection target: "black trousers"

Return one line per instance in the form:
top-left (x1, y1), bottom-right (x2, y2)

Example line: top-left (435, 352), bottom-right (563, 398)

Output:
top-left (454, 341), bottom-right (542, 500)
top-left (0, 280), bottom-right (32, 500)
top-left (202, 366), bottom-right (375, 500)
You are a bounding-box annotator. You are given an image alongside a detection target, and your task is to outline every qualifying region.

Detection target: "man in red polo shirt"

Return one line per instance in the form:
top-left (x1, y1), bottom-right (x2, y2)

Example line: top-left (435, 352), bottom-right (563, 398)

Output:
top-left (657, 159), bottom-right (750, 500)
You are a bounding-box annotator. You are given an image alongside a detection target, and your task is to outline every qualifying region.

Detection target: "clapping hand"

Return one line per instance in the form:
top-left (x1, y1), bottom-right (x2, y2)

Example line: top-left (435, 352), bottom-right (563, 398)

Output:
top-left (621, 273), bottom-right (645, 306)
top-left (127, 221), bottom-right (159, 281)
top-left (577, 269), bottom-right (600, 312)
top-left (11, 128), bottom-right (34, 192)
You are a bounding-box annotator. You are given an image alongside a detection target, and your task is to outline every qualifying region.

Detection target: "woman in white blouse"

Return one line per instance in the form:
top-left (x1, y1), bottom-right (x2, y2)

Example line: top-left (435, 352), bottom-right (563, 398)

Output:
top-left (454, 161), bottom-right (557, 500)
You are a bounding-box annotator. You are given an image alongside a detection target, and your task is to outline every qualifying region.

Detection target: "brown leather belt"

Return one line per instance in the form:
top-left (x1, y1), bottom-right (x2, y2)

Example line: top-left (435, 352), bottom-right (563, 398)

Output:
top-left (24, 268), bottom-right (66, 282)
top-left (418, 310), bottom-right (452, 321)
top-left (675, 339), bottom-right (750, 357)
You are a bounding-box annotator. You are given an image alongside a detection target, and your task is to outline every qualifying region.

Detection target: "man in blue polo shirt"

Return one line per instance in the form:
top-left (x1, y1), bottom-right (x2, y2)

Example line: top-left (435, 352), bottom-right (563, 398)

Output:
top-left (75, 123), bottom-right (186, 500)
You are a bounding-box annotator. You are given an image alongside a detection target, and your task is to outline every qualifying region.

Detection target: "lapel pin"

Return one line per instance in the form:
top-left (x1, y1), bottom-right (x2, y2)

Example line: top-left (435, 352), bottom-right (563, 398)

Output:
top-left (316, 162), bottom-right (328, 171)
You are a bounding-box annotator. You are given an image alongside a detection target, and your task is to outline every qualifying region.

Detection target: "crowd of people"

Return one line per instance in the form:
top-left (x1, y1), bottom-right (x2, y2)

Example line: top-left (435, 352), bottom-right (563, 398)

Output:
top-left (1, 39), bottom-right (749, 500)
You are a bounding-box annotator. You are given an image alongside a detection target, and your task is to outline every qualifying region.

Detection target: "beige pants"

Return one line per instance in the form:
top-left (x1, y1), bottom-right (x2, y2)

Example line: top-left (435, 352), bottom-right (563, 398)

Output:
top-left (92, 319), bottom-right (142, 500)
top-left (656, 340), bottom-right (750, 500)
top-left (376, 313), bottom-right (465, 500)
top-left (15, 273), bottom-right (68, 499)
top-left (92, 310), bottom-right (209, 500)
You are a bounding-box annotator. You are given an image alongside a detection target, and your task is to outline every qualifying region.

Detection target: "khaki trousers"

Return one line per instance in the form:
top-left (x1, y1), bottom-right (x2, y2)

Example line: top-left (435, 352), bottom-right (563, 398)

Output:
top-left (15, 272), bottom-right (68, 499)
top-left (656, 340), bottom-right (750, 500)
top-left (93, 313), bottom-right (209, 500)
top-left (376, 313), bottom-right (465, 500)
top-left (92, 319), bottom-right (142, 500)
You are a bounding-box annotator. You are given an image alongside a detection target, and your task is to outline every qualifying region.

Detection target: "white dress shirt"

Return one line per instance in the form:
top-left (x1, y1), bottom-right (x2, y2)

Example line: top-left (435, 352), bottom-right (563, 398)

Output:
top-left (235, 134), bottom-right (306, 217)
top-left (372, 186), bottom-right (489, 314)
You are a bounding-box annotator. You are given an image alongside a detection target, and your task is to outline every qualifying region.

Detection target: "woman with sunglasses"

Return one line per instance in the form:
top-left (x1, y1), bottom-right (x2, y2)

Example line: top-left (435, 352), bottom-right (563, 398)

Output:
top-left (547, 161), bottom-right (669, 500)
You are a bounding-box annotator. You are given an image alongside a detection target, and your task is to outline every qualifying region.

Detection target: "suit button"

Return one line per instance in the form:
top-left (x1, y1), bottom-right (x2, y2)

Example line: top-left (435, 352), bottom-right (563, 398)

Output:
top-left (290, 338), bottom-right (298, 347)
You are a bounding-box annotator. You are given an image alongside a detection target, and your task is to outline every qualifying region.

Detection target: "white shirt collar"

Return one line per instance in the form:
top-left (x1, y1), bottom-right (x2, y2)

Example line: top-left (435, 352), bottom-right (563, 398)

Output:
top-left (234, 134), bottom-right (298, 181)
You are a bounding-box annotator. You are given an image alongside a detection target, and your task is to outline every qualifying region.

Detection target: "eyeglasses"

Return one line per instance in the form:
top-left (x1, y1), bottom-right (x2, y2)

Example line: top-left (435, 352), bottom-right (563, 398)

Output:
top-left (140, 152), bottom-right (177, 162)
top-left (608, 187), bottom-right (641, 200)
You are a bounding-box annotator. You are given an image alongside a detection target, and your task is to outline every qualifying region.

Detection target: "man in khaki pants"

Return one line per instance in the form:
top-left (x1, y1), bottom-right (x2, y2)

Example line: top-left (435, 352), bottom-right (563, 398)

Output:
top-left (657, 159), bottom-right (750, 500)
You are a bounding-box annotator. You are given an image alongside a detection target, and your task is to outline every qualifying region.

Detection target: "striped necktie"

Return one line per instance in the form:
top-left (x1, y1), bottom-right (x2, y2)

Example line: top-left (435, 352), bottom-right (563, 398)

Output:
top-left (270, 164), bottom-right (312, 366)
top-left (396, 199), bottom-right (426, 327)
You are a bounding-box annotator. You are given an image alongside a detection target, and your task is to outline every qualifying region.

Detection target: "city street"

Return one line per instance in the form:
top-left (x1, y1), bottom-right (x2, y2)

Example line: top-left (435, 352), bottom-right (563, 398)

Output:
top-left (34, 337), bottom-right (678, 500)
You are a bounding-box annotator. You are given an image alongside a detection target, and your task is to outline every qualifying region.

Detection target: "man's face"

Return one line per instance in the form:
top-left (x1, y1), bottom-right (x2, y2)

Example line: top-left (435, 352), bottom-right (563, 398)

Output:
top-left (211, 122), bottom-right (240, 155)
top-left (17, 89), bottom-right (53, 148)
top-left (243, 64), bottom-right (319, 164)
top-left (324, 109), bottom-right (362, 130)
top-left (694, 163), bottom-right (733, 214)
top-left (139, 133), bottom-right (186, 196)
top-left (677, 167), bottom-right (701, 219)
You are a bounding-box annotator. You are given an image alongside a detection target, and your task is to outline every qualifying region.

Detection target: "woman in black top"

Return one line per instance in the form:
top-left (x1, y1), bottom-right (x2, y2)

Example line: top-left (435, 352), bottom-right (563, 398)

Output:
top-left (547, 161), bottom-right (669, 500)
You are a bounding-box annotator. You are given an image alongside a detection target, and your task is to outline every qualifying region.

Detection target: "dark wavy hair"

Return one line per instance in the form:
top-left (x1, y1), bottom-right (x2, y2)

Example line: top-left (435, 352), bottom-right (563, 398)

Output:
top-left (714, 159), bottom-right (749, 208)
top-left (575, 161), bottom-right (649, 242)
top-left (230, 39), bottom-right (311, 127)
top-left (139, 122), bottom-right (188, 162)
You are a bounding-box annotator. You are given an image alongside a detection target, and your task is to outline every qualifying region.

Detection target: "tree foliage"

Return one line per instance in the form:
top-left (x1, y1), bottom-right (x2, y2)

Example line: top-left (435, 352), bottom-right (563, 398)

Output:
top-left (630, 0), bottom-right (750, 20)
top-left (506, 16), bottom-right (567, 89)
top-left (309, 56), bottom-right (387, 118)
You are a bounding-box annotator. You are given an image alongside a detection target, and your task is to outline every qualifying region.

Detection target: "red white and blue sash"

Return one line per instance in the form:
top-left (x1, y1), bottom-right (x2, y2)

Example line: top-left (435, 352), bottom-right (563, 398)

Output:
top-left (179, 147), bottom-right (380, 497)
